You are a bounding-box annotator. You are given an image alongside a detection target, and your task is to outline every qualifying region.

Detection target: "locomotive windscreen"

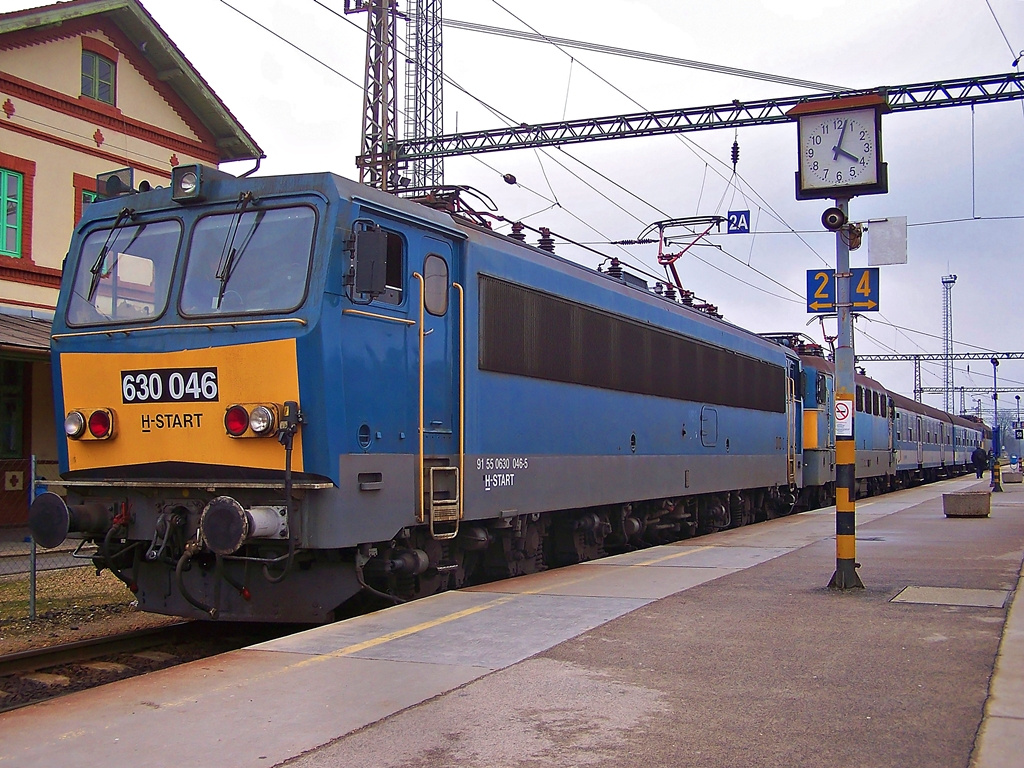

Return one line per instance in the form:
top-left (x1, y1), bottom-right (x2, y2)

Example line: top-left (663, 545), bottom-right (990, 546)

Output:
top-left (479, 275), bottom-right (786, 413)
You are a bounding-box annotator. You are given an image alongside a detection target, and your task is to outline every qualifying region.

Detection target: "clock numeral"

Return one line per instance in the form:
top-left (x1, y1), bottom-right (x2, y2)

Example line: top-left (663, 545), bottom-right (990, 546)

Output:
top-left (864, 142), bottom-right (871, 152)
top-left (836, 171), bottom-right (843, 182)
top-left (849, 166), bottom-right (857, 178)
top-left (811, 161), bottom-right (819, 171)
top-left (811, 135), bottom-right (822, 146)
top-left (806, 147), bottom-right (815, 158)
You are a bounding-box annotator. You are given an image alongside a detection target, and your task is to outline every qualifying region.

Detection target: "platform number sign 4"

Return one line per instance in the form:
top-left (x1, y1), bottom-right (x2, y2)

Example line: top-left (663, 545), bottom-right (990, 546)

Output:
top-left (727, 210), bottom-right (750, 234)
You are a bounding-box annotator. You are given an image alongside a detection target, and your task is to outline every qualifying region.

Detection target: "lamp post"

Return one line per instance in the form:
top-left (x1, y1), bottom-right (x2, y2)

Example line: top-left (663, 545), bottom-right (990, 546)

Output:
top-left (992, 358), bottom-right (1002, 491)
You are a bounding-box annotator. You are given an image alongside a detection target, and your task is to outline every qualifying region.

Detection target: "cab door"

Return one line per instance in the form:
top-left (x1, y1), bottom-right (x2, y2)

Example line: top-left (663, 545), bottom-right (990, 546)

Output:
top-left (416, 236), bottom-right (462, 538)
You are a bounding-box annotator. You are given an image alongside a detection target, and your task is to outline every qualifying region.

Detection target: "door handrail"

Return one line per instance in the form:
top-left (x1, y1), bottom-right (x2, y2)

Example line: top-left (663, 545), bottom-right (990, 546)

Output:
top-left (413, 271), bottom-right (425, 523)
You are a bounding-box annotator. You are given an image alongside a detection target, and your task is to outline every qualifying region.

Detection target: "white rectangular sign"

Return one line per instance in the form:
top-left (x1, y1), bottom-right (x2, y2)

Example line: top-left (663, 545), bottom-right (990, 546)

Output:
top-left (835, 398), bottom-right (854, 437)
top-left (868, 216), bottom-right (908, 265)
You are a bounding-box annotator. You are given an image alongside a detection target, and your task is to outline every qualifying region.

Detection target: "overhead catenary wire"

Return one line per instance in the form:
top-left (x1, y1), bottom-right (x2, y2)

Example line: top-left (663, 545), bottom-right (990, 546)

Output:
top-left (226, 0), bottom-right (1022, 368)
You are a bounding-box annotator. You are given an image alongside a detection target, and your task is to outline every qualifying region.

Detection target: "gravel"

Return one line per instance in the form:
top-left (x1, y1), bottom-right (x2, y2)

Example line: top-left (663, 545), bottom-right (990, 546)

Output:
top-left (0, 564), bottom-right (183, 657)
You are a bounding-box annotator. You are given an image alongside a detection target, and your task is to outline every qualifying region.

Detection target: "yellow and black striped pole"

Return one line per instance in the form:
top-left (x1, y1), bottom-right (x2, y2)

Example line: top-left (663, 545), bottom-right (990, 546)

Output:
top-left (829, 198), bottom-right (864, 590)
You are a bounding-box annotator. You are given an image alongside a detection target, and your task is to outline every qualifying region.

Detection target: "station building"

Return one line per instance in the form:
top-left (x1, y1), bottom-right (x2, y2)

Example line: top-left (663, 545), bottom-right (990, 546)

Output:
top-left (0, 0), bottom-right (261, 524)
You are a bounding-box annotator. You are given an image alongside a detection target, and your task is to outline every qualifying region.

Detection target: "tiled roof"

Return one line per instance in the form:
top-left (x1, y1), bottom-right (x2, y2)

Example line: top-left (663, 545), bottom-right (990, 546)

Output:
top-left (0, 313), bottom-right (51, 355)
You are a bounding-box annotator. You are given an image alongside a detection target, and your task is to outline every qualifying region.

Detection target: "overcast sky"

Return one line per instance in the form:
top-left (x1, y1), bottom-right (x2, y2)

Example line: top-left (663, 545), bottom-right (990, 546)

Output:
top-left (6, 0), bottom-right (1024, 415)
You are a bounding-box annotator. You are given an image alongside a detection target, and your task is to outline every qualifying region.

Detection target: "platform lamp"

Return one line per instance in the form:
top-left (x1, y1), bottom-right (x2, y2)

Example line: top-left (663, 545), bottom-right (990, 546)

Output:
top-left (992, 358), bottom-right (1003, 491)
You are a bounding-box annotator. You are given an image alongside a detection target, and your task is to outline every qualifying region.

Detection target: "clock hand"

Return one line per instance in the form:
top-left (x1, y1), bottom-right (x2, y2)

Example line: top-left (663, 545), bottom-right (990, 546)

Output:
top-left (835, 146), bottom-right (861, 163)
top-left (831, 119), bottom-right (848, 161)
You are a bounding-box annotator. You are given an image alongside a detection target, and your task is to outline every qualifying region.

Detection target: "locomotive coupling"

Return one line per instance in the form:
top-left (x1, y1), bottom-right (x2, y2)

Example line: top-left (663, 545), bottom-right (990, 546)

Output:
top-left (28, 492), bottom-right (115, 549)
top-left (199, 496), bottom-right (288, 556)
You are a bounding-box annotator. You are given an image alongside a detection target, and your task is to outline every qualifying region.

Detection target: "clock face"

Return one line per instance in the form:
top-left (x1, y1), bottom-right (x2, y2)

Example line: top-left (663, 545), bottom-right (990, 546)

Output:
top-left (799, 107), bottom-right (880, 192)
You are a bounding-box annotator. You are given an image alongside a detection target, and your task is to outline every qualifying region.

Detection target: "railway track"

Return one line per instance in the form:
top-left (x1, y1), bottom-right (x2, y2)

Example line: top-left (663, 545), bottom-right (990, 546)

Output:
top-left (0, 621), bottom-right (292, 713)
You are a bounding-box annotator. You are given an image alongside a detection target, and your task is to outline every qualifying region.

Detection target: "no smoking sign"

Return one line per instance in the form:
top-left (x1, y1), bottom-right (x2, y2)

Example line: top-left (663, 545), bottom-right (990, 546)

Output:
top-left (835, 398), bottom-right (854, 437)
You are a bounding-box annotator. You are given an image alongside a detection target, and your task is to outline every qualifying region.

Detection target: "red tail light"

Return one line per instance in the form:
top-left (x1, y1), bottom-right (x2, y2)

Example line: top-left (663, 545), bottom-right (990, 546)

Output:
top-left (224, 405), bottom-right (249, 437)
top-left (87, 409), bottom-right (112, 438)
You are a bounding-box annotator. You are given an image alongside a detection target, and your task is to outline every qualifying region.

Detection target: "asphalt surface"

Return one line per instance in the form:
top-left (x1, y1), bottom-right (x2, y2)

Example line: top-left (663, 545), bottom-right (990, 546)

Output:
top-left (282, 481), bottom-right (1024, 768)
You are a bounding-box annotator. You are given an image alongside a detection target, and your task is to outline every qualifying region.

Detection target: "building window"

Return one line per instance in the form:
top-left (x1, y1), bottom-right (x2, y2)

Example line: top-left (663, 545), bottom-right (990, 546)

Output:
top-left (82, 50), bottom-right (116, 105)
top-left (1, 169), bottom-right (22, 258)
top-left (74, 172), bottom-right (99, 223)
top-left (0, 360), bottom-right (24, 459)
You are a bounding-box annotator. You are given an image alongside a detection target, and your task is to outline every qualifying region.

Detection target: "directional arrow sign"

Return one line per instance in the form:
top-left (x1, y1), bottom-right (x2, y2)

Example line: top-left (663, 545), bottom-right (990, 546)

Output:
top-left (807, 269), bottom-right (836, 314)
top-left (807, 268), bottom-right (880, 314)
top-left (851, 267), bottom-right (880, 312)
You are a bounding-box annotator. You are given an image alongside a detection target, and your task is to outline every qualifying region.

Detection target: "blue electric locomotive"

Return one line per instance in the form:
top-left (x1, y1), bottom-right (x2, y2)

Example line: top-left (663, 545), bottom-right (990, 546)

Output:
top-left (30, 166), bottom-right (804, 622)
top-left (764, 335), bottom-right (986, 499)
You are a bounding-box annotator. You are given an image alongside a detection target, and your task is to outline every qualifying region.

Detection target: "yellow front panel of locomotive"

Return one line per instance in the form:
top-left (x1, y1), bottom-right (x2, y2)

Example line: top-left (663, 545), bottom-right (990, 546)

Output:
top-left (60, 338), bottom-right (303, 473)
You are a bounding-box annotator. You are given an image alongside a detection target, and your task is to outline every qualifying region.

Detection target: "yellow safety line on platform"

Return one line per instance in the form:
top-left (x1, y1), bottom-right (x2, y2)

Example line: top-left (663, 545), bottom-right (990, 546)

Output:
top-left (38, 544), bottom-right (741, 724)
top-left (634, 545), bottom-right (714, 566)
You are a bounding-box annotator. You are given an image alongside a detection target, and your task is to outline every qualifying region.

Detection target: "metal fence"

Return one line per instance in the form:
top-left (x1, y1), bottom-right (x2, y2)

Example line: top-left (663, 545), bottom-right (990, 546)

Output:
top-left (0, 456), bottom-right (130, 623)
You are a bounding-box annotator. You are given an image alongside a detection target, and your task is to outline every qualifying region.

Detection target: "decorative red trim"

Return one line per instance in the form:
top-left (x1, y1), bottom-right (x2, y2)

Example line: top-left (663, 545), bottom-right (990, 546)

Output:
top-left (1, 74), bottom-right (220, 164)
top-left (75, 92), bottom-right (121, 120)
top-left (0, 295), bottom-right (56, 311)
top-left (0, 150), bottom-right (35, 266)
top-left (0, 260), bottom-right (61, 288)
top-left (2, 99), bottom-right (13, 119)
top-left (2, 118), bottom-right (184, 179)
top-left (0, 17), bottom-right (223, 155)
top-left (73, 172), bottom-right (98, 223)
top-left (81, 35), bottom-right (119, 63)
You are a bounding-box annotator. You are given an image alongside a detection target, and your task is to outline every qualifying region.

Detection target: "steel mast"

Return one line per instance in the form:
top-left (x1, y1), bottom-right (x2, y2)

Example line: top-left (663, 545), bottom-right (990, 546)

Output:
top-left (941, 275), bottom-right (958, 413)
top-left (403, 0), bottom-right (444, 188)
top-left (346, 0), bottom-right (401, 190)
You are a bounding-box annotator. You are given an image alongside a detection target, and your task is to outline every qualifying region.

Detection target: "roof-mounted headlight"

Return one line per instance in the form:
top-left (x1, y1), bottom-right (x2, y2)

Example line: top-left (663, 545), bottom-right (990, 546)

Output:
top-left (172, 164), bottom-right (206, 203)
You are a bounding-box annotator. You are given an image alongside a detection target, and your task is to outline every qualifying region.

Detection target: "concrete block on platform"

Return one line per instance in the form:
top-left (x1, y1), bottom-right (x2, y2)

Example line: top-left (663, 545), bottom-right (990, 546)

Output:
top-left (943, 490), bottom-right (992, 517)
top-left (1002, 471), bottom-right (1022, 483)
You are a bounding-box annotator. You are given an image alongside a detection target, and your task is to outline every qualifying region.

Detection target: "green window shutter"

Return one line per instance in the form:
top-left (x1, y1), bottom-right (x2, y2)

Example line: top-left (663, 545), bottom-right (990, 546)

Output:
top-left (1, 169), bottom-right (22, 258)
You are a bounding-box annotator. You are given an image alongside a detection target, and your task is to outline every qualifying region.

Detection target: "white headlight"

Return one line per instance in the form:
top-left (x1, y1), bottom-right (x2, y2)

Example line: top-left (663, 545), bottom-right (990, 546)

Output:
top-left (64, 411), bottom-right (86, 438)
top-left (178, 170), bottom-right (198, 194)
top-left (249, 406), bottom-right (276, 435)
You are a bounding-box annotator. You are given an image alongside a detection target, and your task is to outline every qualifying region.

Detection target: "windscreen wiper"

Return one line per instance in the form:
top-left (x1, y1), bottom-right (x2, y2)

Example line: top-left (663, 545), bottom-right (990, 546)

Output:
top-left (86, 207), bottom-right (135, 302)
top-left (215, 203), bottom-right (265, 309)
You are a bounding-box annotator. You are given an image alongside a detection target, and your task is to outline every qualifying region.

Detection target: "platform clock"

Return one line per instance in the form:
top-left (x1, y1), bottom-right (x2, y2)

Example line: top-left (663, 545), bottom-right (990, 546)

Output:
top-left (795, 104), bottom-right (888, 200)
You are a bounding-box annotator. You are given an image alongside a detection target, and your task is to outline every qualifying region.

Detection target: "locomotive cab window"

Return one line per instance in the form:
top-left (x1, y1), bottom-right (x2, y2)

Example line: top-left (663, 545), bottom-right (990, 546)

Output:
top-left (856, 385), bottom-right (863, 412)
top-left (423, 253), bottom-right (449, 316)
top-left (181, 205), bottom-right (316, 316)
top-left (67, 218), bottom-right (181, 326)
top-left (372, 229), bottom-right (405, 306)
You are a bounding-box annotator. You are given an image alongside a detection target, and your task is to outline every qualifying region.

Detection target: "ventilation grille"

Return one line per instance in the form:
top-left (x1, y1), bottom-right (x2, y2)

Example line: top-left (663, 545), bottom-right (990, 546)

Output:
top-left (479, 275), bottom-right (785, 413)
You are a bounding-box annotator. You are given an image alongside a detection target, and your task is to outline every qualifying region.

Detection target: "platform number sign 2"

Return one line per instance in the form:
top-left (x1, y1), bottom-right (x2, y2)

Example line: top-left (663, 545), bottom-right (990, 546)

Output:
top-left (727, 210), bottom-right (750, 234)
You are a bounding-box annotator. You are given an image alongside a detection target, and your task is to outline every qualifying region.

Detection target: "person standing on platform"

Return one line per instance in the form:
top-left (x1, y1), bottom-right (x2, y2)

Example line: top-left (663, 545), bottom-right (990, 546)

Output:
top-left (972, 445), bottom-right (989, 479)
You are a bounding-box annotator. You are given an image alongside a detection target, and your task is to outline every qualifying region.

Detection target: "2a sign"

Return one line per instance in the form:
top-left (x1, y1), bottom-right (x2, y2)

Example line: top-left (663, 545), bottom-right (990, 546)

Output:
top-left (806, 268), bottom-right (880, 313)
top-left (727, 210), bottom-right (750, 234)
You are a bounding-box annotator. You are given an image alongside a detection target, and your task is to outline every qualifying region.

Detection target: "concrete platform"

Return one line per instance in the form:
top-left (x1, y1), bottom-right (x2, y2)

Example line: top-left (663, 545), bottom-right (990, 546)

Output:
top-left (1, 476), bottom-right (1022, 767)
